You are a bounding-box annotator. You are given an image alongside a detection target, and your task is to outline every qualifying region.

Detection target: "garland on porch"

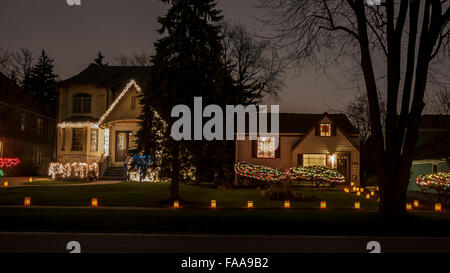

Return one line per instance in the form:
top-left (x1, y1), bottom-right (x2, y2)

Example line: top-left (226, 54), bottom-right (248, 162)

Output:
top-left (416, 172), bottom-right (450, 191)
top-left (234, 161), bottom-right (346, 183)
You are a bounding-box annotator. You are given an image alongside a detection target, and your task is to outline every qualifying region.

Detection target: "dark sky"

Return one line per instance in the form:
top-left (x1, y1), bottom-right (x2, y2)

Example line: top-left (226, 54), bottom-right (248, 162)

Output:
top-left (0, 0), bottom-right (359, 113)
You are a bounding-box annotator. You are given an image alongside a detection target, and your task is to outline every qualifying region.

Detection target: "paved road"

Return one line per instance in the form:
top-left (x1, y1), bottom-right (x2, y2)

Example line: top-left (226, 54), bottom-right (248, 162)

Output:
top-left (1, 232), bottom-right (450, 253)
top-left (0, 177), bottom-right (121, 187)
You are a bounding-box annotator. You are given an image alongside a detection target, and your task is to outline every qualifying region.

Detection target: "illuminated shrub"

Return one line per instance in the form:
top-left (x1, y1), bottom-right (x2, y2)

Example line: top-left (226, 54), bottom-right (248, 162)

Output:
top-left (48, 162), bottom-right (99, 181)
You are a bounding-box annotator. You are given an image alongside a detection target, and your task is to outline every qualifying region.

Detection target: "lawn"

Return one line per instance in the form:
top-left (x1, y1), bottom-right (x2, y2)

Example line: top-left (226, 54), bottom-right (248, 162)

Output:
top-left (0, 182), bottom-right (379, 209)
top-left (0, 183), bottom-right (448, 236)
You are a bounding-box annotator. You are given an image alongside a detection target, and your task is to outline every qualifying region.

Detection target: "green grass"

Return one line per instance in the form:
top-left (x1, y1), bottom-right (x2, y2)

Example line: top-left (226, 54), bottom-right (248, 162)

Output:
top-left (0, 182), bottom-right (379, 209)
top-left (0, 207), bottom-right (449, 236)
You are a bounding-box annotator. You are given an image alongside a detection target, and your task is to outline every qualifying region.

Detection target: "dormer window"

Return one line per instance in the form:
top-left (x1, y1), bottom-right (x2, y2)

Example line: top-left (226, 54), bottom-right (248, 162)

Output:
top-left (320, 124), bottom-right (331, 137)
top-left (73, 93), bottom-right (91, 113)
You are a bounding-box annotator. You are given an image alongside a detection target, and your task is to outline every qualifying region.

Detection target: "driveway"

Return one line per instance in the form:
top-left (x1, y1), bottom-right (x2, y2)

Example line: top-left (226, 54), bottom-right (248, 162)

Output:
top-left (0, 177), bottom-right (121, 187)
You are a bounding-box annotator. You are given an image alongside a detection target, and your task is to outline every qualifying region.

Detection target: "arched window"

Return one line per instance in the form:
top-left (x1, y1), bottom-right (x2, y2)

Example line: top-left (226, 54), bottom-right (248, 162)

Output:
top-left (73, 93), bottom-right (91, 113)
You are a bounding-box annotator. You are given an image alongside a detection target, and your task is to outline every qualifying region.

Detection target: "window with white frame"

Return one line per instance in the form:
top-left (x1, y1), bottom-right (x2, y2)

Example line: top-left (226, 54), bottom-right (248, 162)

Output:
top-left (71, 128), bottom-right (83, 151)
top-left (303, 154), bottom-right (327, 167)
top-left (73, 93), bottom-right (91, 113)
top-left (257, 137), bottom-right (276, 159)
top-left (131, 96), bottom-right (137, 110)
top-left (61, 128), bottom-right (66, 151)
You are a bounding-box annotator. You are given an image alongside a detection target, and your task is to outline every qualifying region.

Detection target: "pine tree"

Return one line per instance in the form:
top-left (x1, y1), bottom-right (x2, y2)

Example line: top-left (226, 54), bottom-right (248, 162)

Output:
top-left (94, 51), bottom-right (108, 66)
top-left (28, 50), bottom-right (58, 111)
top-left (136, 0), bottom-right (234, 201)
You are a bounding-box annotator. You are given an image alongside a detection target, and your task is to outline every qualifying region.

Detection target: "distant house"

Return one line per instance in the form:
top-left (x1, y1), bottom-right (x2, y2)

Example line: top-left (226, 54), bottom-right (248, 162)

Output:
top-left (235, 113), bottom-right (360, 185)
top-left (55, 65), bottom-right (151, 179)
top-left (408, 115), bottom-right (450, 192)
top-left (0, 72), bottom-right (57, 176)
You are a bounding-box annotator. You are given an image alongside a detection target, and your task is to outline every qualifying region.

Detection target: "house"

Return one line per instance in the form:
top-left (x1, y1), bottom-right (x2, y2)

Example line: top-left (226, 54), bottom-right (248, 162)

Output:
top-left (235, 113), bottom-right (360, 185)
top-left (408, 115), bottom-right (450, 192)
top-left (0, 72), bottom-right (57, 176)
top-left (54, 64), bottom-right (151, 179)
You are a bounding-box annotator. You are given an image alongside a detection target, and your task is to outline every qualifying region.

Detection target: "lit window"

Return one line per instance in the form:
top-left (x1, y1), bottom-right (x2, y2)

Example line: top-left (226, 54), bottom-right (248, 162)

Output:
top-left (90, 129), bottom-right (98, 152)
top-left (303, 154), bottom-right (327, 167)
top-left (73, 94), bottom-right (91, 113)
top-left (320, 124), bottom-right (331, 136)
top-left (71, 128), bottom-right (83, 151)
top-left (257, 137), bottom-right (276, 159)
top-left (37, 118), bottom-right (43, 135)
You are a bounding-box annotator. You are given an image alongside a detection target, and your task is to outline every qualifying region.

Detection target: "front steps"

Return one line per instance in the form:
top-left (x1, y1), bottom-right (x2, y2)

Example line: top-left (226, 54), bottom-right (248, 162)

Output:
top-left (101, 167), bottom-right (126, 181)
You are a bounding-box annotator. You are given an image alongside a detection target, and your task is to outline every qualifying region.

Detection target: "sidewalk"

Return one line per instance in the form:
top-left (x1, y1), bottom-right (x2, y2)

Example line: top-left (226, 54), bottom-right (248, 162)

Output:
top-left (0, 177), bottom-right (121, 187)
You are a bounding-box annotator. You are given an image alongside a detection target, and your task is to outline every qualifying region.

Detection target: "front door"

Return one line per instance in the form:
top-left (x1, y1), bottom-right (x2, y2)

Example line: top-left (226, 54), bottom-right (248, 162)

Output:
top-left (337, 153), bottom-right (349, 181)
top-left (115, 131), bottom-right (130, 162)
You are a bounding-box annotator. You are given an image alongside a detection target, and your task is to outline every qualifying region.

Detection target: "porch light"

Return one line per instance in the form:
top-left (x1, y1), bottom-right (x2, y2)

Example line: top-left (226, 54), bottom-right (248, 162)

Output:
top-left (360, 188), bottom-right (364, 192)
top-left (435, 203), bottom-right (442, 212)
top-left (24, 197), bottom-right (31, 206)
top-left (320, 201), bottom-right (327, 209)
top-left (3, 181), bottom-right (8, 187)
top-left (370, 191), bottom-right (375, 196)
top-left (173, 201), bottom-right (180, 209)
top-left (211, 200), bottom-right (216, 209)
top-left (284, 201), bottom-right (290, 208)
top-left (330, 154), bottom-right (336, 167)
top-left (247, 201), bottom-right (254, 208)
top-left (413, 200), bottom-right (419, 207)
top-left (406, 203), bottom-right (412, 211)
top-left (350, 182), bottom-right (355, 186)
top-left (354, 202), bottom-right (360, 209)
top-left (91, 198), bottom-right (98, 207)
top-left (28, 177), bottom-right (32, 183)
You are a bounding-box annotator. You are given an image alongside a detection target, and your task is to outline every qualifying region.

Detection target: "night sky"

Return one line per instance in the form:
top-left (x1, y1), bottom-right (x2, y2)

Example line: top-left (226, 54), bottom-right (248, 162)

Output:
top-left (0, 0), bottom-right (360, 113)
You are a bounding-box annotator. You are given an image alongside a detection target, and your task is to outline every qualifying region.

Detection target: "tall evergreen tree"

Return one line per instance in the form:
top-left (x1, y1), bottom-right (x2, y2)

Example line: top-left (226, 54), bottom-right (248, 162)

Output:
top-left (136, 0), bottom-right (234, 201)
top-left (94, 51), bottom-right (108, 66)
top-left (28, 50), bottom-right (58, 111)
